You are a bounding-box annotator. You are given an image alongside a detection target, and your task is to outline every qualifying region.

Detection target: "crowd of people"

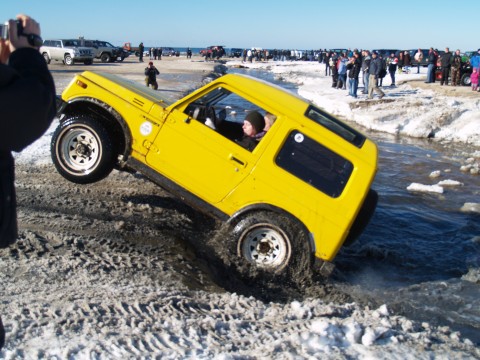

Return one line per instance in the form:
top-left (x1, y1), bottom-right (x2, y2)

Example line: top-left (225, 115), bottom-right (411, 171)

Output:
top-left (236, 47), bottom-right (480, 94)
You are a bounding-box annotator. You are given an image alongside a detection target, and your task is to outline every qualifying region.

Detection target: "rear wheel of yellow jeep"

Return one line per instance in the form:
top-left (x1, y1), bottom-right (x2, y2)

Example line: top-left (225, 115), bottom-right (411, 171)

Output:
top-left (229, 211), bottom-right (314, 285)
top-left (51, 116), bottom-right (116, 184)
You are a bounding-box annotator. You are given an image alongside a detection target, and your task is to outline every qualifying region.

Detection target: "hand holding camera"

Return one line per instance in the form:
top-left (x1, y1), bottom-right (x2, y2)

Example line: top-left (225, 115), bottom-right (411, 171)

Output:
top-left (0, 14), bottom-right (43, 63)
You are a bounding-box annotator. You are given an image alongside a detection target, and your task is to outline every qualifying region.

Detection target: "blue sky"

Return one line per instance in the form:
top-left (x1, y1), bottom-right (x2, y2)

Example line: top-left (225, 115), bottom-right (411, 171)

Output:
top-left (2, 0), bottom-right (479, 50)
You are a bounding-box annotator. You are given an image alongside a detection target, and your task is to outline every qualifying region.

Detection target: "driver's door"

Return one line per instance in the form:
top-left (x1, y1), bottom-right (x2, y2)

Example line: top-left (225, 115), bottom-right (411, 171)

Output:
top-left (145, 108), bottom-right (256, 204)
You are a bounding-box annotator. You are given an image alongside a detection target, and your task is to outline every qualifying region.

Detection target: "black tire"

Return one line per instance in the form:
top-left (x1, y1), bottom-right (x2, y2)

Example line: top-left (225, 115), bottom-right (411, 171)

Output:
top-left (460, 73), bottom-right (471, 87)
top-left (100, 53), bottom-right (111, 63)
top-left (51, 116), bottom-right (116, 184)
top-left (42, 53), bottom-right (51, 64)
top-left (64, 54), bottom-right (73, 66)
top-left (228, 211), bottom-right (313, 285)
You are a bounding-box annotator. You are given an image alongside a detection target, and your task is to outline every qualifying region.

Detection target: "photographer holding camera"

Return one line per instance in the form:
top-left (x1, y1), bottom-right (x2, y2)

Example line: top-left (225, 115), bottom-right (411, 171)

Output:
top-left (0, 14), bottom-right (56, 350)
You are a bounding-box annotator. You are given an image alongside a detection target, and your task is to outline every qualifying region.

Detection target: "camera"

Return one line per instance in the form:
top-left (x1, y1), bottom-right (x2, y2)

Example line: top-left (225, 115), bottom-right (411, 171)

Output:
top-left (0, 19), bottom-right (24, 40)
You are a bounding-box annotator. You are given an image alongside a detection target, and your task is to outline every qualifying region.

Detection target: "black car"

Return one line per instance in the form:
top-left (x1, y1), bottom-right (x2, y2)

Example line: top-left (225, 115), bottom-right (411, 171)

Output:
top-left (409, 49), bottom-right (430, 67)
top-left (229, 48), bottom-right (243, 58)
top-left (161, 47), bottom-right (176, 56)
top-left (373, 49), bottom-right (400, 58)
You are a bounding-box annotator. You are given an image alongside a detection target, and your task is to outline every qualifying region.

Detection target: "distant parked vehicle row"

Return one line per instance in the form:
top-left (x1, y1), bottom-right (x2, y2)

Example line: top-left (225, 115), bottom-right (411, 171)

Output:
top-left (41, 38), bottom-right (127, 66)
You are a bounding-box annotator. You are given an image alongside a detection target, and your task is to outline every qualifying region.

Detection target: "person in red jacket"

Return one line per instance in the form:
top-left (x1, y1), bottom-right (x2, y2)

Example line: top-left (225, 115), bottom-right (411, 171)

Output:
top-left (0, 14), bottom-right (56, 350)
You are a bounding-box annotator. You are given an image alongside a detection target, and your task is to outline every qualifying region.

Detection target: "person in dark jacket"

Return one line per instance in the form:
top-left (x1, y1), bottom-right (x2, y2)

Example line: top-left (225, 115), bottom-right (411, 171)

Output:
top-left (440, 47), bottom-right (453, 85)
top-left (450, 49), bottom-right (462, 86)
top-left (236, 111), bottom-right (265, 151)
top-left (144, 61), bottom-right (160, 89)
top-left (425, 47), bottom-right (437, 83)
top-left (367, 51), bottom-right (385, 99)
top-left (0, 14), bottom-right (56, 350)
top-left (138, 42), bottom-right (144, 62)
top-left (346, 51), bottom-right (362, 98)
top-left (387, 53), bottom-right (398, 86)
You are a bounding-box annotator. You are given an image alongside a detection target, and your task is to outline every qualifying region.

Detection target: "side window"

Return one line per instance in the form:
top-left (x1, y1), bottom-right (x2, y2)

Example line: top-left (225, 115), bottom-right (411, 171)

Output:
top-left (276, 131), bottom-right (353, 198)
top-left (184, 87), bottom-right (277, 152)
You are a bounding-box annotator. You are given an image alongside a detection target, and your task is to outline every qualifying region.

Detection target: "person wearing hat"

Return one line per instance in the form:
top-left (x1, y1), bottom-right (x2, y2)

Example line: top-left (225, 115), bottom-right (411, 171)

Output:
top-left (236, 111), bottom-right (265, 151)
top-left (144, 61), bottom-right (159, 90)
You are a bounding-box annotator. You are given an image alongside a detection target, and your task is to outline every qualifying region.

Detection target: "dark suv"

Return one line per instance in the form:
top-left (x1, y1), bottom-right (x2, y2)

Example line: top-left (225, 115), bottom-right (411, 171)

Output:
top-left (229, 48), bottom-right (243, 58)
top-left (409, 49), bottom-right (429, 67)
top-left (83, 40), bottom-right (123, 63)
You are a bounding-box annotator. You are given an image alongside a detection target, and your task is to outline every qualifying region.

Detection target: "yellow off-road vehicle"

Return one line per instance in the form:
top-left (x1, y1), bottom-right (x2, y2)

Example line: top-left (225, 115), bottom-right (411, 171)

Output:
top-left (52, 71), bottom-right (378, 283)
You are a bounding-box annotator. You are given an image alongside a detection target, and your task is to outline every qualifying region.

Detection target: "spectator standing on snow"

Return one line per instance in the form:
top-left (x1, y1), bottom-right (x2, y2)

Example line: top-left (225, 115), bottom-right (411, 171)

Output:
top-left (440, 47), bottom-right (453, 86)
top-left (403, 51), bottom-right (411, 73)
top-left (414, 48), bottom-right (423, 74)
top-left (387, 53), bottom-right (398, 86)
top-left (425, 47), bottom-right (437, 83)
top-left (378, 54), bottom-right (387, 87)
top-left (470, 68), bottom-right (479, 91)
top-left (324, 51), bottom-right (331, 76)
top-left (330, 52), bottom-right (339, 88)
top-left (337, 53), bottom-right (348, 89)
top-left (0, 14), bottom-right (56, 350)
top-left (346, 51), bottom-right (362, 98)
top-left (367, 51), bottom-right (385, 100)
top-left (397, 51), bottom-right (404, 74)
top-left (450, 49), bottom-right (462, 86)
top-left (361, 50), bottom-right (371, 94)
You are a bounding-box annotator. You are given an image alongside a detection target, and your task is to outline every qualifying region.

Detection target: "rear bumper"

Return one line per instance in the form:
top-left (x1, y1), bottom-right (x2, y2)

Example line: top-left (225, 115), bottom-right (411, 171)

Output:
top-left (343, 189), bottom-right (378, 246)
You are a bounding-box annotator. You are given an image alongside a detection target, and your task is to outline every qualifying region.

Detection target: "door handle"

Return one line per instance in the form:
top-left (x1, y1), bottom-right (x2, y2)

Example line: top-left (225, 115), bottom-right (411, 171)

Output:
top-left (229, 154), bottom-right (247, 167)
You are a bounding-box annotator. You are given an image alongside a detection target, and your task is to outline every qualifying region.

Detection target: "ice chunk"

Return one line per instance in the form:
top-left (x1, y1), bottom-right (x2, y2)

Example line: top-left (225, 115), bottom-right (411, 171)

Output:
top-left (407, 183), bottom-right (444, 193)
top-left (429, 170), bottom-right (441, 178)
top-left (460, 202), bottom-right (480, 213)
top-left (437, 179), bottom-right (463, 186)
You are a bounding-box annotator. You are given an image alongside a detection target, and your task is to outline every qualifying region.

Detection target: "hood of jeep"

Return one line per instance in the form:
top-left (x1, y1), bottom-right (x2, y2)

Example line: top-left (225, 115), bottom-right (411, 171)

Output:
top-left (79, 71), bottom-right (173, 107)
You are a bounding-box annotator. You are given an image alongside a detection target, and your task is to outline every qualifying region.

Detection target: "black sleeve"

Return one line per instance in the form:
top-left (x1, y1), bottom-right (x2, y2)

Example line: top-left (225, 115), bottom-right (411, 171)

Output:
top-left (0, 48), bottom-right (56, 153)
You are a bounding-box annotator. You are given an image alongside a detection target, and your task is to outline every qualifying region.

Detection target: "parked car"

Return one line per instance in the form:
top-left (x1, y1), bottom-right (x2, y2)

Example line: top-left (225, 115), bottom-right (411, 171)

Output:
top-left (229, 48), bottom-right (243, 58)
top-left (199, 45), bottom-right (226, 58)
top-left (373, 49), bottom-right (400, 58)
top-left (40, 39), bottom-right (94, 65)
top-left (409, 49), bottom-right (430, 67)
top-left (161, 47), bottom-right (176, 56)
top-left (51, 71), bottom-right (378, 284)
top-left (82, 39), bottom-right (124, 63)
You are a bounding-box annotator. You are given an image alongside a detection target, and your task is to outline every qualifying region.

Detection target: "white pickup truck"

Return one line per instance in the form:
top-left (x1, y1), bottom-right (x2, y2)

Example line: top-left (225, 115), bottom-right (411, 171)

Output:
top-left (40, 39), bottom-right (94, 65)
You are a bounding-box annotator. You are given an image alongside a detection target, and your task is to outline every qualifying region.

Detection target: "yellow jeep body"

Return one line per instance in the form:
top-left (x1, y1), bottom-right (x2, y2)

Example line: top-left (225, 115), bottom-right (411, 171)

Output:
top-left (55, 71), bottom-right (378, 272)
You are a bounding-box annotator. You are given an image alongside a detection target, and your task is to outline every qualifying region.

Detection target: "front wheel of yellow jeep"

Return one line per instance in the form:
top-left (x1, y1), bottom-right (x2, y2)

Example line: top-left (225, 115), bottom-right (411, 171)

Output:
top-left (51, 116), bottom-right (116, 184)
top-left (229, 211), bottom-right (314, 286)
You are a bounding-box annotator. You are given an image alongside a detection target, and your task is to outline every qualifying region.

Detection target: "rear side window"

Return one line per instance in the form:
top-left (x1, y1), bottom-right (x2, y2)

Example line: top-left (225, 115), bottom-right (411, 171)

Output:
top-left (276, 131), bottom-right (353, 198)
top-left (305, 105), bottom-right (366, 148)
